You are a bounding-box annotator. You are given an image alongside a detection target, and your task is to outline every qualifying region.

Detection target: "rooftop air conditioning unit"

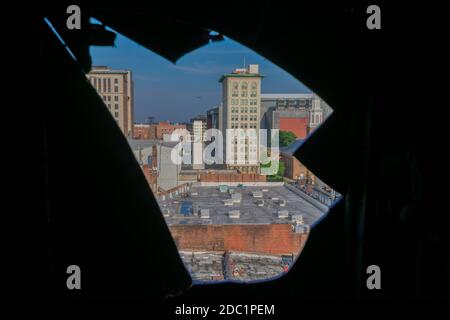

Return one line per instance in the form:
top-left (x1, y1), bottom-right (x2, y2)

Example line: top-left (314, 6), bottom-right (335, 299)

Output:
top-left (252, 191), bottom-right (263, 198)
top-left (290, 214), bottom-right (304, 224)
top-left (200, 209), bottom-right (210, 219)
top-left (229, 210), bottom-right (240, 219)
top-left (231, 193), bottom-right (242, 203)
top-left (223, 199), bottom-right (234, 206)
top-left (293, 224), bottom-right (310, 234)
top-left (277, 210), bottom-right (289, 219)
top-left (163, 208), bottom-right (170, 217)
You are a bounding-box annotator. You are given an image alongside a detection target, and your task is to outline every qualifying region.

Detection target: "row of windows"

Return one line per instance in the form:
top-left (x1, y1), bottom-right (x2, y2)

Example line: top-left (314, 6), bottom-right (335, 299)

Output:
top-left (102, 95), bottom-right (120, 102)
top-left (233, 147), bottom-right (259, 152)
top-left (311, 114), bottom-right (323, 124)
top-left (106, 104), bottom-right (120, 110)
top-left (89, 76), bottom-right (119, 93)
top-left (230, 107), bottom-right (258, 113)
top-left (231, 91), bottom-right (258, 97)
top-left (231, 99), bottom-right (259, 106)
top-left (234, 115), bottom-right (258, 121)
top-left (232, 81), bottom-right (258, 90)
top-left (231, 139), bottom-right (257, 145)
top-left (230, 155), bottom-right (257, 161)
top-left (230, 116), bottom-right (257, 121)
top-left (230, 123), bottom-right (258, 129)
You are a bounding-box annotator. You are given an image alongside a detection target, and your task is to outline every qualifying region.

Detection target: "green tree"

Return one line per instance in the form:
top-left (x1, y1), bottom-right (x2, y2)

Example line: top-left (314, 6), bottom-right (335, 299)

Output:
top-left (277, 160), bottom-right (285, 177)
top-left (260, 158), bottom-right (285, 181)
top-left (279, 131), bottom-right (297, 147)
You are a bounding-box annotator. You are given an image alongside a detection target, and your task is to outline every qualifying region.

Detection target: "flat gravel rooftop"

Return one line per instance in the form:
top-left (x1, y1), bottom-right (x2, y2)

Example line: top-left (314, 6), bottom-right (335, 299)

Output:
top-left (158, 185), bottom-right (325, 226)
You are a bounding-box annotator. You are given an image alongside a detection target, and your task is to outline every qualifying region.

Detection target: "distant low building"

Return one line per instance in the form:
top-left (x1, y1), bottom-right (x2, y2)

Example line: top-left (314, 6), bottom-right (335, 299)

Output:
top-left (128, 138), bottom-right (185, 193)
top-left (260, 93), bottom-right (332, 138)
top-left (187, 115), bottom-right (207, 141)
top-left (148, 121), bottom-right (187, 140)
top-left (133, 123), bottom-right (151, 139)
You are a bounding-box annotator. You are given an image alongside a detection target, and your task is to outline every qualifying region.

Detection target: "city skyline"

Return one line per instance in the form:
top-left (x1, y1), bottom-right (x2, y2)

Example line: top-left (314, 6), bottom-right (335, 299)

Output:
top-left (90, 25), bottom-right (312, 123)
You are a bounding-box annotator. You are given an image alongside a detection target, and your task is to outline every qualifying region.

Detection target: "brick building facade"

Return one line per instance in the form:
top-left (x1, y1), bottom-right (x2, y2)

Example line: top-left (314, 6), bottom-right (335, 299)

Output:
top-left (169, 224), bottom-right (308, 255)
top-left (132, 124), bottom-right (151, 139)
top-left (148, 121), bottom-right (187, 140)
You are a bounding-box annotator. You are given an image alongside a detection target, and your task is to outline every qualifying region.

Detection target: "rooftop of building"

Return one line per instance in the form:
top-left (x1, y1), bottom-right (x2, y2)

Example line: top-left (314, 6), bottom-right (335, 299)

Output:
top-left (127, 138), bottom-right (159, 150)
top-left (219, 65), bottom-right (264, 82)
top-left (219, 73), bottom-right (264, 82)
top-left (179, 250), bottom-right (295, 282)
top-left (89, 66), bottom-right (130, 74)
top-left (158, 185), bottom-right (324, 226)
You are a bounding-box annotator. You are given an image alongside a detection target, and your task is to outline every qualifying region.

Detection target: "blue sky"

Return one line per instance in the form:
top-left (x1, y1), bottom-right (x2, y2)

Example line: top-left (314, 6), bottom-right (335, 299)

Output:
top-left (90, 27), bottom-right (311, 123)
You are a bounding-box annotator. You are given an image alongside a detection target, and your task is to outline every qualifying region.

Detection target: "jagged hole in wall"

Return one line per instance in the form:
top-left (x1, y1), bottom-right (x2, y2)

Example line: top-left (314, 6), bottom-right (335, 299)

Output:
top-left (87, 19), bottom-right (341, 283)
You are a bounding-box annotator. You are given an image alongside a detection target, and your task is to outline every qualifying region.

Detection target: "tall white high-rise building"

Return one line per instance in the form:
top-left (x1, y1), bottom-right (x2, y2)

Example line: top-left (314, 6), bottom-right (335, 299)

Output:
top-left (219, 64), bottom-right (263, 173)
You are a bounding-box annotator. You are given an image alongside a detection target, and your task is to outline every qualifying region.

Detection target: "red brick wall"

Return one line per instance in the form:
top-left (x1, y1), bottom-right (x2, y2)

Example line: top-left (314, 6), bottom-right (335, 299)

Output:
top-left (133, 125), bottom-right (151, 139)
top-left (281, 155), bottom-right (308, 180)
top-left (279, 117), bottom-right (308, 139)
top-left (169, 224), bottom-right (307, 255)
top-left (149, 122), bottom-right (187, 139)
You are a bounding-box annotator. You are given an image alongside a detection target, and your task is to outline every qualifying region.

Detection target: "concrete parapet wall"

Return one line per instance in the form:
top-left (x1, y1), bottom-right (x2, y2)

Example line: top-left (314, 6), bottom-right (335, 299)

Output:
top-left (196, 182), bottom-right (284, 187)
top-left (285, 183), bottom-right (329, 212)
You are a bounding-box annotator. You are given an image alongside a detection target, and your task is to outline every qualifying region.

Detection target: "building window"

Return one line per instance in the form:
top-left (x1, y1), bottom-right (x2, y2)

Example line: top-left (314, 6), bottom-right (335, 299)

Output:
top-left (241, 91), bottom-right (248, 97)
top-left (114, 112), bottom-right (119, 117)
top-left (114, 78), bottom-right (118, 84)
top-left (241, 81), bottom-right (248, 90)
top-left (240, 99), bottom-right (248, 105)
top-left (108, 79), bottom-right (111, 92)
top-left (115, 104), bottom-right (119, 110)
top-left (233, 81), bottom-right (238, 89)
top-left (114, 86), bottom-right (119, 93)
top-left (114, 96), bottom-right (119, 101)
top-left (251, 82), bottom-right (257, 90)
